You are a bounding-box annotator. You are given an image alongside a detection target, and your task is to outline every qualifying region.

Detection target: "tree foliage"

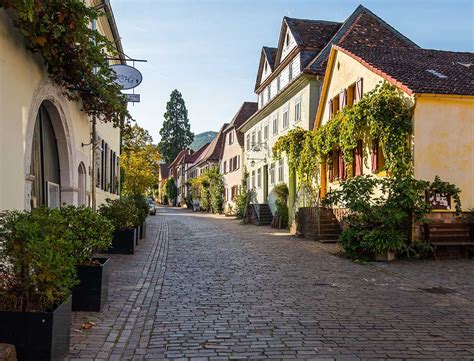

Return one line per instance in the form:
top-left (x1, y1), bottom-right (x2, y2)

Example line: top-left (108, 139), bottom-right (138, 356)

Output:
top-left (186, 167), bottom-right (224, 213)
top-left (159, 90), bottom-right (194, 163)
top-left (163, 178), bottom-right (177, 204)
top-left (0, 0), bottom-right (131, 127)
top-left (121, 124), bottom-right (160, 196)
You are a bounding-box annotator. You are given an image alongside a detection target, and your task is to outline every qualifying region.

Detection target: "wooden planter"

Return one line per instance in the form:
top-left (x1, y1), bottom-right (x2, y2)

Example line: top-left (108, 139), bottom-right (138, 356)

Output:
top-left (0, 298), bottom-right (71, 361)
top-left (72, 258), bottom-right (110, 312)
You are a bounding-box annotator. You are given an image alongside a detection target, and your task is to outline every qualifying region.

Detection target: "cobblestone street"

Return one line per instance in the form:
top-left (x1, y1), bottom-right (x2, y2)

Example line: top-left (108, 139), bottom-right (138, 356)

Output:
top-left (67, 206), bottom-right (474, 360)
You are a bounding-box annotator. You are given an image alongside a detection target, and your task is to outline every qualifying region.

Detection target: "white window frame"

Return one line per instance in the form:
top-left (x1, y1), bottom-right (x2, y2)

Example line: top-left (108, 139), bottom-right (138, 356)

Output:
top-left (289, 61), bottom-right (293, 81)
top-left (263, 123), bottom-right (268, 140)
top-left (246, 134), bottom-right (250, 151)
top-left (257, 168), bottom-right (261, 188)
top-left (282, 106), bottom-right (289, 129)
top-left (278, 158), bottom-right (284, 182)
top-left (272, 115), bottom-right (279, 135)
top-left (277, 75), bottom-right (281, 92)
top-left (295, 96), bottom-right (302, 123)
top-left (267, 86), bottom-right (271, 102)
top-left (270, 163), bottom-right (275, 184)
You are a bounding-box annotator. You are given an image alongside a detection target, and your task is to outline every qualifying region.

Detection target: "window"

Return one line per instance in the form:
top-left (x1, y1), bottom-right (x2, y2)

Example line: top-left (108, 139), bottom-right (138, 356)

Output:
top-left (286, 32), bottom-right (290, 47)
top-left (257, 129), bottom-right (262, 145)
top-left (347, 83), bottom-right (356, 107)
top-left (78, 163), bottom-right (87, 206)
top-left (355, 78), bottom-right (363, 104)
top-left (228, 131), bottom-right (233, 145)
top-left (246, 134), bottom-right (250, 151)
top-left (371, 138), bottom-right (385, 173)
top-left (223, 161), bottom-right (227, 173)
top-left (231, 185), bottom-right (238, 201)
top-left (229, 159), bottom-right (233, 172)
top-left (329, 95), bottom-right (340, 119)
top-left (260, 93), bottom-right (264, 107)
top-left (282, 107), bottom-right (289, 129)
top-left (251, 170), bottom-right (256, 189)
top-left (267, 86), bottom-right (271, 102)
top-left (289, 61), bottom-right (293, 81)
top-left (272, 116), bottom-right (279, 135)
top-left (295, 98), bottom-right (301, 122)
top-left (332, 149), bottom-right (346, 181)
top-left (251, 131), bottom-right (256, 148)
top-left (257, 168), bottom-right (261, 188)
top-left (264, 61), bottom-right (267, 73)
top-left (270, 163), bottom-right (275, 184)
top-left (277, 75), bottom-right (281, 92)
top-left (352, 140), bottom-right (363, 176)
top-left (263, 124), bottom-right (268, 140)
top-left (278, 158), bottom-right (284, 182)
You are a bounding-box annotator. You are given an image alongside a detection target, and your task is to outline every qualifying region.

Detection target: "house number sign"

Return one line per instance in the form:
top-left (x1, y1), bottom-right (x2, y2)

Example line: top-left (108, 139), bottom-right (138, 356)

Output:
top-left (110, 64), bottom-right (143, 90)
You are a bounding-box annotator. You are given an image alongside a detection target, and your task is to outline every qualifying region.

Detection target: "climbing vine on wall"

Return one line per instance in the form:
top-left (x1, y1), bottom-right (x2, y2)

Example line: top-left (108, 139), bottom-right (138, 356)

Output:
top-left (273, 82), bottom-right (414, 185)
top-left (314, 82), bottom-right (414, 176)
top-left (0, 0), bottom-right (131, 128)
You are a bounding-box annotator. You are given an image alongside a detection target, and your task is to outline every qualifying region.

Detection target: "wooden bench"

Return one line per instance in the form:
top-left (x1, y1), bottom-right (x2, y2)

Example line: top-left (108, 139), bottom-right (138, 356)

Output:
top-left (423, 222), bottom-right (474, 259)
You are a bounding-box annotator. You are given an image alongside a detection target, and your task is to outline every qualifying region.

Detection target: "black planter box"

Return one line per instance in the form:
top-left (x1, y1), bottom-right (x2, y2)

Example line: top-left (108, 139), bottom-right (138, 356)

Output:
top-left (135, 226), bottom-right (140, 246)
top-left (139, 222), bottom-right (146, 240)
top-left (0, 297), bottom-right (71, 361)
top-left (107, 228), bottom-right (136, 254)
top-left (72, 257), bottom-right (110, 312)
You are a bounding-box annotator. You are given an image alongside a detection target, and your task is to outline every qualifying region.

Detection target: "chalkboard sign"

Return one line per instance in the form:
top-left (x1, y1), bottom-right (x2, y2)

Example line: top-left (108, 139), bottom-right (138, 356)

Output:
top-left (426, 191), bottom-right (451, 210)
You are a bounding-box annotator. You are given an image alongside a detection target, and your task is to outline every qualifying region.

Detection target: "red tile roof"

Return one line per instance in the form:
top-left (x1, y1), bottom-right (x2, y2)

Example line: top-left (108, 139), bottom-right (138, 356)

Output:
top-left (285, 17), bottom-right (341, 52)
top-left (337, 45), bottom-right (474, 96)
top-left (223, 102), bottom-right (258, 150)
top-left (305, 5), bottom-right (418, 75)
top-left (263, 46), bottom-right (277, 70)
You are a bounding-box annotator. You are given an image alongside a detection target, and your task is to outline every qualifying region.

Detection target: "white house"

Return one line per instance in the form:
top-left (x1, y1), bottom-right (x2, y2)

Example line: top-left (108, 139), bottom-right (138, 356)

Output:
top-left (219, 102), bottom-right (257, 213)
top-left (0, 0), bottom-right (126, 211)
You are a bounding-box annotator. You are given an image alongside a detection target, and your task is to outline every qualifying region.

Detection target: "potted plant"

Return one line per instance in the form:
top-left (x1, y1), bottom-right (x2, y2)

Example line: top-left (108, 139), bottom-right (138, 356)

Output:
top-left (99, 198), bottom-right (139, 254)
top-left (60, 206), bottom-right (114, 312)
top-left (361, 228), bottom-right (405, 262)
top-left (127, 195), bottom-right (149, 241)
top-left (0, 208), bottom-right (77, 361)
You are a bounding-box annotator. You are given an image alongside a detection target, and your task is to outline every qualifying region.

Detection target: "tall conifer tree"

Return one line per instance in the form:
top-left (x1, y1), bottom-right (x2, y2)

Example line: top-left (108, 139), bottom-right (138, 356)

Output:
top-left (158, 90), bottom-right (194, 163)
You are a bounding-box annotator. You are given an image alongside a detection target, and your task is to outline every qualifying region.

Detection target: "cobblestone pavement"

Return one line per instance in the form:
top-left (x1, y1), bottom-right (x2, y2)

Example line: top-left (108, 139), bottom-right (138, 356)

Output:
top-left (67, 206), bottom-right (474, 360)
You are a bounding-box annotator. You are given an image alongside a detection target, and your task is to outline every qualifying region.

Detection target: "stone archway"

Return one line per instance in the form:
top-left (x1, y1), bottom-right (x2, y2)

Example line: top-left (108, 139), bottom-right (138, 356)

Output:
top-left (24, 79), bottom-right (78, 210)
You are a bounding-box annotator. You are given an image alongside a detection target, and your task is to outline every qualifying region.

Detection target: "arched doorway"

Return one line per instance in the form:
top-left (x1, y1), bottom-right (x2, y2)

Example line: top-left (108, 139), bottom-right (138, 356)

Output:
top-left (30, 104), bottom-right (61, 208)
top-left (78, 162), bottom-right (87, 206)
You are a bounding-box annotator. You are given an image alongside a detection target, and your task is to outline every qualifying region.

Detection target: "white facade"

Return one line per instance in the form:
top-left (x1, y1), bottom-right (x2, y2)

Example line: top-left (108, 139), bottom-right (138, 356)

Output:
top-left (0, 5), bottom-right (122, 211)
top-left (220, 128), bottom-right (244, 213)
top-left (243, 78), bottom-right (321, 214)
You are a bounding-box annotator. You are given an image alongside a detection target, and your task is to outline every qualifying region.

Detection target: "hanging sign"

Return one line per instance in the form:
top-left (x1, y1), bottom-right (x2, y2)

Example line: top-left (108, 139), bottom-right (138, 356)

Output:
top-left (426, 191), bottom-right (451, 210)
top-left (110, 64), bottom-right (143, 90)
top-left (126, 94), bottom-right (141, 103)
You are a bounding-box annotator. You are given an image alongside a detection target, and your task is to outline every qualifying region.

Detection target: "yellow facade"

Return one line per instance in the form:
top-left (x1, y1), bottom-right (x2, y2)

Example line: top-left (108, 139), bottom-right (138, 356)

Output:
top-left (315, 47), bottom-right (474, 210)
top-left (0, 5), bottom-right (122, 211)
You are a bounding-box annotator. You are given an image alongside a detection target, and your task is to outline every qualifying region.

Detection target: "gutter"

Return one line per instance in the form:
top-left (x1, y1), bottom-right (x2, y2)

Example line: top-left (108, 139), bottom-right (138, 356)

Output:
top-left (103, 0), bottom-right (126, 64)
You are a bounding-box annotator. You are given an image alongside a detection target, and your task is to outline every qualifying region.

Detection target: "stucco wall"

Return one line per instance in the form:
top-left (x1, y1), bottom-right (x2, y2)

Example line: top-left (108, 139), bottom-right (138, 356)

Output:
top-left (0, 10), bottom-right (120, 211)
top-left (244, 78), bottom-right (321, 213)
top-left (414, 96), bottom-right (474, 209)
top-left (220, 128), bottom-right (244, 211)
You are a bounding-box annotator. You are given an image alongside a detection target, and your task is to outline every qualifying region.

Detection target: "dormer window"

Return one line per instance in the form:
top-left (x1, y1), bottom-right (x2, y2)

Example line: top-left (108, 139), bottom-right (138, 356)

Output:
top-left (286, 32), bottom-right (290, 47)
top-left (264, 61), bottom-right (268, 73)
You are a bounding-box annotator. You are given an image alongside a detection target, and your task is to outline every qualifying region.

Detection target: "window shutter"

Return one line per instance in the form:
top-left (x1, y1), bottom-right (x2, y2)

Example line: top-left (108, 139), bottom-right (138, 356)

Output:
top-left (338, 150), bottom-right (344, 180)
top-left (339, 90), bottom-right (347, 110)
top-left (328, 99), bottom-right (333, 119)
top-left (355, 78), bottom-right (363, 103)
top-left (328, 152), bottom-right (334, 182)
top-left (372, 139), bottom-right (378, 173)
top-left (354, 140), bottom-right (363, 176)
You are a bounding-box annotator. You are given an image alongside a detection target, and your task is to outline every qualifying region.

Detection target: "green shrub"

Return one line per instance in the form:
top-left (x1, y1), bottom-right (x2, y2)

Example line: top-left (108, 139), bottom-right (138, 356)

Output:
top-left (0, 208), bottom-right (77, 312)
top-left (99, 198), bottom-right (139, 231)
top-left (323, 174), bottom-right (461, 259)
top-left (126, 194), bottom-right (149, 226)
top-left (235, 169), bottom-right (250, 219)
top-left (60, 205), bottom-right (114, 265)
top-left (398, 241), bottom-right (433, 260)
top-left (274, 183), bottom-right (289, 228)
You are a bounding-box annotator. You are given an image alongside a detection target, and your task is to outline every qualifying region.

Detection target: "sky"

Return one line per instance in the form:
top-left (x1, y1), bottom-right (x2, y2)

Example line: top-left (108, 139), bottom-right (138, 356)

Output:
top-left (111, 0), bottom-right (473, 142)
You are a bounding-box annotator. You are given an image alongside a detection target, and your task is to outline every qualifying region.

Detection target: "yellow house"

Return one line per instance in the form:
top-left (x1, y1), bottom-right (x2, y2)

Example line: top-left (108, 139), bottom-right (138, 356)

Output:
top-left (315, 44), bottom-right (474, 211)
top-left (0, 1), bottom-right (125, 211)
